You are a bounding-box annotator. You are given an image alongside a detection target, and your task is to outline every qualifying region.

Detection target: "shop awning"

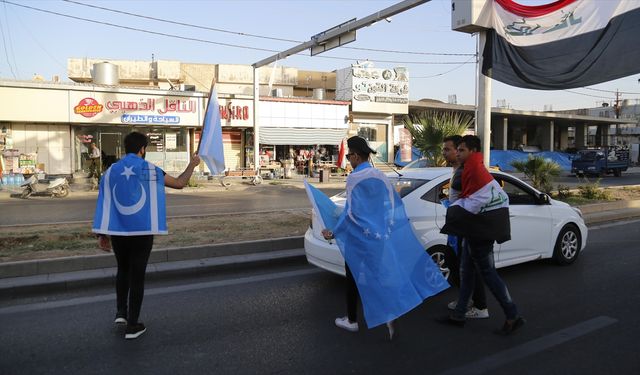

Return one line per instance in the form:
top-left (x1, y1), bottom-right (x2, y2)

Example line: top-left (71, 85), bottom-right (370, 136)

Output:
top-left (258, 127), bottom-right (348, 146)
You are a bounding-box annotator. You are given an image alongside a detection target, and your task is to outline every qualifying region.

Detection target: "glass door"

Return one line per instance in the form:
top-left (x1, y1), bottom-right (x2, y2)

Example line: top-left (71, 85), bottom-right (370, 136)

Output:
top-left (99, 132), bottom-right (122, 171)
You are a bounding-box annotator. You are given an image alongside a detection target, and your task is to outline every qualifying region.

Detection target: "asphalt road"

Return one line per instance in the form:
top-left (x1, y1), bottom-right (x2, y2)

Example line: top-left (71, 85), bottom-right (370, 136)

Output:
top-left (0, 186), bottom-right (344, 226)
top-left (1, 220), bottom-right (638, 374)
top-left (2, 171), bottom-right (640, 227)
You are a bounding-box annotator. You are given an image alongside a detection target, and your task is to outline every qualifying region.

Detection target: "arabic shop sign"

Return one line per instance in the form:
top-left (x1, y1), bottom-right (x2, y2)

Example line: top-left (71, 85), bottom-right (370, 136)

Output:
top-left (121, 114), bottom-right (180, 124)
top-left (70, 92), bottom-right (201, 125)
top-left (105, 98), bottom-right (196, 114)
top-left (335, 65), bottom-right (409, 114)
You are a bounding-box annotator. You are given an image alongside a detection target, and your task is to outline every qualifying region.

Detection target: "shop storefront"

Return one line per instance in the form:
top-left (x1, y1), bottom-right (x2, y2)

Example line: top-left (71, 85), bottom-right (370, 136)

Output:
top-left (255, 97), bottom-right (350, 175)
top-left (336, 64), bottom-right (409, 164)
top-left (0, 81), bottom-right (205, 177)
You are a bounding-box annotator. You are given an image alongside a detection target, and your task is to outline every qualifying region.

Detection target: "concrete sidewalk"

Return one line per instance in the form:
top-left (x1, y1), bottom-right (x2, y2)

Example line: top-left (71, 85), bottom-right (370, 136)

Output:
top-left (2, 199), bottom-right (640, 301)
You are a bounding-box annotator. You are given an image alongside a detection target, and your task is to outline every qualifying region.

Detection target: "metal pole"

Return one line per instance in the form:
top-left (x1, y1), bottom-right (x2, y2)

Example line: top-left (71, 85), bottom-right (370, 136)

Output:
top-left (477, 30), bottom-right (492, 167)
top-left (252, 0), bottom-right (431, 69)
top-left (253, 67), bottom-right (260, 170)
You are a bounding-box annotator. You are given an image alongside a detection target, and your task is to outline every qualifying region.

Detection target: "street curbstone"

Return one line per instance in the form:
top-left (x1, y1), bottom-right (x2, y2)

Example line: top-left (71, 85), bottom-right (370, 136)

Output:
top-left (0, 236), bottom-right (305, 280)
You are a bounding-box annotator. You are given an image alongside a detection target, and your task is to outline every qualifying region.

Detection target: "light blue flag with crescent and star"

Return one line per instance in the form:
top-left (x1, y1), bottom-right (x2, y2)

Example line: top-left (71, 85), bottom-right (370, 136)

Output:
top-left (199, 88), bottom-right (225, 175)
top-left (331, 163), bottom-right (450, 328)
top-left (92, 154), bottom-right (167, 235)
top-left (303, 179), bottom-right (341, 231)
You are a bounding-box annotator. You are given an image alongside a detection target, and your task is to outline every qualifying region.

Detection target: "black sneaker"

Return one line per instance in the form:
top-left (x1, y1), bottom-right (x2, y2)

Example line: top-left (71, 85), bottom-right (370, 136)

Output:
top-left (494, 316), bottom-right (526, 336)
top-left (125, 323), bottom-right (147, 340)
top-left (114, 312), bottom-right (127, 325)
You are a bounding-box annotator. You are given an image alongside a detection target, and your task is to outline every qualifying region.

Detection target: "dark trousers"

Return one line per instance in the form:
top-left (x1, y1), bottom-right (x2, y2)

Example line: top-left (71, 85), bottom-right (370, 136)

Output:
top-left (345, 265), bottom-right (359, 323)
top-left (454, 238), bottom-right (518, 320)
top-left (111, 235), bottom-right (154, 325)
top-left (452, 237), bottom-right (487, 310)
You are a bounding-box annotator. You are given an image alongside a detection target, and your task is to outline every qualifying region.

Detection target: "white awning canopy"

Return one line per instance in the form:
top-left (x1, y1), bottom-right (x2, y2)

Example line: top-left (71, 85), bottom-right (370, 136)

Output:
top-left (258, 127), bottom-right (347, 146)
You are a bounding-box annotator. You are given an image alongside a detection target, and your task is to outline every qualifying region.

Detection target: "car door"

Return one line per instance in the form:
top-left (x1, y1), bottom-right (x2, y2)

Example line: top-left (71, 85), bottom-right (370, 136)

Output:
top-left (493, 175), bottom-right (553, 266)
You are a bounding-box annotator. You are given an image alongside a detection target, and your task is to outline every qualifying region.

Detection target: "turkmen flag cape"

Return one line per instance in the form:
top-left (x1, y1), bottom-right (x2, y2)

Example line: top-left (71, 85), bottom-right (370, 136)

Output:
top-left (92, 154), bottom-right (167, 235)
top-left (483, 0), bottom-right (640, 89)
top-left (441, 152), bottom-right (511, 244)
top-left (329, 162), bottom-right (449, 329)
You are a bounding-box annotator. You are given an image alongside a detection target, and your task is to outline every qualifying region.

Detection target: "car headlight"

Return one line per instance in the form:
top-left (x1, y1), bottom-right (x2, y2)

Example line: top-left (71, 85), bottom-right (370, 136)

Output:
top-left (571, 207), bottom-right (583, 218)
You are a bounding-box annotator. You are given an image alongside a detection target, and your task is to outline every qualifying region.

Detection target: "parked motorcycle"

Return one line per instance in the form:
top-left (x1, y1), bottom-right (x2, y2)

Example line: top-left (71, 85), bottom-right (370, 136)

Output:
top-left (20, 175), bottom-right (69, 199)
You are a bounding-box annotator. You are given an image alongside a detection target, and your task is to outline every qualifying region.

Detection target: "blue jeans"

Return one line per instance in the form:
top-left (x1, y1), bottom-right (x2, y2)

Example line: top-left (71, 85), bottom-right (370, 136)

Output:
top-left (453, 238), bottom-right (518, 320)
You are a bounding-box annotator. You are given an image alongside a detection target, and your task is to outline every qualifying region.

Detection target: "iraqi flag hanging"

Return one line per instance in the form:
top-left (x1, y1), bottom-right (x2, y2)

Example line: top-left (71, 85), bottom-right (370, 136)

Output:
top-left (93, 154), bottom-right (167, 236)
top-left (483, 0), bottom-right (640, 90)
top-left (199, 87), bottom-right (226, 175)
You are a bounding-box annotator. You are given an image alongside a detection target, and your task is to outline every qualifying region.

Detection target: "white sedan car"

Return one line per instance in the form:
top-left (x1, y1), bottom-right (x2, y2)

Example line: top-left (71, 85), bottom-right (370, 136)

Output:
top-left (304, 168), bottom-right (588, 279)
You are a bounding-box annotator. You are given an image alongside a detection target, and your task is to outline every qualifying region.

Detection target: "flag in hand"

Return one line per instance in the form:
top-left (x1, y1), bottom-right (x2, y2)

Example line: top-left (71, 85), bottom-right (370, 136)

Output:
top-left (336, 138), bottom-right (347, 169)
top-left (199, 88), bottom-right (225, 175)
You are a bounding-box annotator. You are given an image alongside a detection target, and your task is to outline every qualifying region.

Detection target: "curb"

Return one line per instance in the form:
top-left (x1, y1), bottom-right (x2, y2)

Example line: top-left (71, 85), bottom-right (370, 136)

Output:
top-left (0, 237), bottom-right (306, 300)
top-left (0, 236), bottom-right (304, 279)
top-left (0, 249), bottom-right (306, 300)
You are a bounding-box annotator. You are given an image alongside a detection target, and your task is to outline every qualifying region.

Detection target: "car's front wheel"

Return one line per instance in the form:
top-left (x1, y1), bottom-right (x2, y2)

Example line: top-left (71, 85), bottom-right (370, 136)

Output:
top-left (427, 245), bottom-right (458, 283)
top-left (553, 225), bottom-right (581, 265)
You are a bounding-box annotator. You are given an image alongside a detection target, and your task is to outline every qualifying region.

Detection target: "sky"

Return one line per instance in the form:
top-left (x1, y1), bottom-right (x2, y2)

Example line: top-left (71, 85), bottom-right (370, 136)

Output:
top-left (1, 0), bottom-right (640, 111)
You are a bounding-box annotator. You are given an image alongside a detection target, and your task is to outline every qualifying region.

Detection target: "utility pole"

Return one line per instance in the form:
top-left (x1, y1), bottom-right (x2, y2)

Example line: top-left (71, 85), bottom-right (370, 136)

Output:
top-left (614, 89), bottom-right (621, 146)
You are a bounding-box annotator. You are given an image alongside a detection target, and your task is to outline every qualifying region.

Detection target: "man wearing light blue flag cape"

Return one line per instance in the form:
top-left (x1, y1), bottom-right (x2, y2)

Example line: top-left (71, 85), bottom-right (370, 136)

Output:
top-left (308, 136), bottom-right (449, 339)
top-left (93, 132), bottom-right (200, 340)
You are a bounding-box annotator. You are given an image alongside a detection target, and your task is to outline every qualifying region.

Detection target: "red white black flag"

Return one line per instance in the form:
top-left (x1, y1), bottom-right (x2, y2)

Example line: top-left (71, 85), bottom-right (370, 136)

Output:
top-left (483, 0), bottom-right (640, 89)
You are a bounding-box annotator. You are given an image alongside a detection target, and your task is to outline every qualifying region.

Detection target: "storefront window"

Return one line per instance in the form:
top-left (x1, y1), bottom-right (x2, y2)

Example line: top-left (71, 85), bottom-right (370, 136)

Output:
top-left (72, 126), bottom-right (189, 174)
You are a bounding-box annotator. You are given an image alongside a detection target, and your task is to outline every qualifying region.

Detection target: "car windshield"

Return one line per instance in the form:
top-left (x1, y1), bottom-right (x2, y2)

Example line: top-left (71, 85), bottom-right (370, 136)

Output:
top-left (402, 158), bottom-right (430, 169)
top-left (575, 151), bottom-right (603, 161)
top-left (334, 177), bottom-right (429, 199)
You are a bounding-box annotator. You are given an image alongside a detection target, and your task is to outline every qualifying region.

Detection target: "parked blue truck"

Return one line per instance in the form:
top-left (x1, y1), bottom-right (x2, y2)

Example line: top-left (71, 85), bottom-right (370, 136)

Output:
top-left (571, 147), bottom-right (630, 177)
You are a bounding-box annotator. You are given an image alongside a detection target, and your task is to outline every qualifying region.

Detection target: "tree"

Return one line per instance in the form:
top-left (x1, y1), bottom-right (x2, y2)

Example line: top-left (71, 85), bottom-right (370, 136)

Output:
top-left (511, 155), bottom-right (561, 193)
top-left (402, 111), bottom-right (473, 167)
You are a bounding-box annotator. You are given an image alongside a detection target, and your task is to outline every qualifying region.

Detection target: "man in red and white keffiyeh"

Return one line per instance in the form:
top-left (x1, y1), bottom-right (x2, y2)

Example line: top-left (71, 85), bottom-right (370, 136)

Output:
top-left (440, 135), bottom-right (525, 335)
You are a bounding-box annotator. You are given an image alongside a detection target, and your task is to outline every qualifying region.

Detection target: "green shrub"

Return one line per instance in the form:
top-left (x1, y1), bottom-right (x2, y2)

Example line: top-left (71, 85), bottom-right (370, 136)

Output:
top-left (556, 184), bottom-right (572, 199)
top-left (577, 179), bottom-right (612, 200)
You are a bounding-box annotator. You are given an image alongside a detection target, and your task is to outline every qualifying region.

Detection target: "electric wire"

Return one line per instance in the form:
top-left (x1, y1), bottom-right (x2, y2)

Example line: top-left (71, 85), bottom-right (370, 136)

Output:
top-left (61, 0), bottom-right (475, 57)
top-left (4, 1), bottom-right (472, 66)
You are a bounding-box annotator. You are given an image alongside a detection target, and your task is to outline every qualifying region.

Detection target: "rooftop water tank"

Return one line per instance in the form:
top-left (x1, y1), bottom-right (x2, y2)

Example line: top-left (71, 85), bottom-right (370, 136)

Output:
top-left (313, 88), bottom-right (325, 100)
top-left (92, 62), bottom-right (120, 85)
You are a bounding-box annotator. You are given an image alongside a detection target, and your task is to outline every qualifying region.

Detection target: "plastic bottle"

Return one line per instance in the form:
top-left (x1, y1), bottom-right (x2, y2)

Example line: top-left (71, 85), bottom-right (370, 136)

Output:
top-left (8, 173), bottom-right (15, 186)
top-left (16, 173), bottom-right (24, 185)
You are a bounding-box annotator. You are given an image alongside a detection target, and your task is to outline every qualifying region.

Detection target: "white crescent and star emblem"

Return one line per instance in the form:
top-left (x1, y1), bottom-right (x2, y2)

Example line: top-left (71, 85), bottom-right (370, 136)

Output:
top-left (112, 165), bottom-right (147, 215)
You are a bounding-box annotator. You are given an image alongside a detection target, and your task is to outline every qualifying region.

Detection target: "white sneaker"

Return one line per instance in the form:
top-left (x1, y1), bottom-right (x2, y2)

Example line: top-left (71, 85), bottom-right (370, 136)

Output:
top-left (335, 316), bottom-right (359, 332)
top-left (465, 307), bottom-right (490, 319)
top-left (447, 299), bottom-right (474, 311)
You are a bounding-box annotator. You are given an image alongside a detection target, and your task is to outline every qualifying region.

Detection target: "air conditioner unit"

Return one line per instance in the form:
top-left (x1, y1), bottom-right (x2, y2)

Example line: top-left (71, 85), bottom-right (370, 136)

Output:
top-left (179, 84), bottom-right (196, 91)
top-left (451, 0), bottom-right (492, 34)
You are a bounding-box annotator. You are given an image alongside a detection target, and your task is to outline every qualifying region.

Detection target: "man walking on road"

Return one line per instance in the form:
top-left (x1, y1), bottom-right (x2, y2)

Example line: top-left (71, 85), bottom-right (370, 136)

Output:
top-left (320, 136), bottom-right (449, 340)
top-left (93, 132), bottom-right (200, 340)
top-left (440, 135), bottom-right (525, 335)
top-left (441, 135), bottom-right (489, 319)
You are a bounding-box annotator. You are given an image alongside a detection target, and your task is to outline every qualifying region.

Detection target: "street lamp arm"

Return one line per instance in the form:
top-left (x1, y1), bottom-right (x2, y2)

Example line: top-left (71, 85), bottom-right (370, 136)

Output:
top-left (252, 0), bottom-right (431, 68)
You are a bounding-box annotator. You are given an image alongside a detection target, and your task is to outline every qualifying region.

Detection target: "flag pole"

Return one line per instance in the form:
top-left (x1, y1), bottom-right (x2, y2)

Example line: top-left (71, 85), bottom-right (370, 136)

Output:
top-left (197, 77), bottom-right (217, 154)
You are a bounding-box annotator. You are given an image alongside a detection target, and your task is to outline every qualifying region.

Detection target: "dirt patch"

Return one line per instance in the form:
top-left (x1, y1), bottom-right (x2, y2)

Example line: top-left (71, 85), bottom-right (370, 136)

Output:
top-left (0, 210), bottom-right (310, 263)
top-left (2, 187), bottom-right (640, 263)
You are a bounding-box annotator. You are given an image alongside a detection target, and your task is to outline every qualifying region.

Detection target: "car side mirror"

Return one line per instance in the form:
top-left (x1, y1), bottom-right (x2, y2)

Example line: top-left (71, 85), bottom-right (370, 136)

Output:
top-left (538, 193), bottom-right (550, 204)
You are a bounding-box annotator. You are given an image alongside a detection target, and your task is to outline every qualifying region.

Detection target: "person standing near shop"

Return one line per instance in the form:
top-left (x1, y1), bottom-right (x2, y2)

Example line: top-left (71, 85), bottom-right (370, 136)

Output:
top-left (440, 135), bottom-right (525, 335)
top-left (441, 135), bottom-right (489, 319)
top-left (320, 136), bottom-right (448, 340)
top-left (93, 132), bottom-right (200, 340)
top-left (89, 142), bottom-right (101, 178)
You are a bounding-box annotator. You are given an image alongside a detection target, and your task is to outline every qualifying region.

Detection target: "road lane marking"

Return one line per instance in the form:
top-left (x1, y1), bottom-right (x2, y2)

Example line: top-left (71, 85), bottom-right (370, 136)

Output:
top-left (0, 268), bottom-right (321, 315)
top-left (588, 218), bottom-right (640, 230)
top-left (436, 316), bottom-right (618, 375)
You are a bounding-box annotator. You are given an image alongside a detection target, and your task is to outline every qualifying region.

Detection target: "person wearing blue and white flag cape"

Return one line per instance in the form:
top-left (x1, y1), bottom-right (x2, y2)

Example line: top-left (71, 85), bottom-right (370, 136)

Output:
top-left (93, 132), bottom-right (200, 340)
top-left (320, 136), bottom-right (449, 340)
